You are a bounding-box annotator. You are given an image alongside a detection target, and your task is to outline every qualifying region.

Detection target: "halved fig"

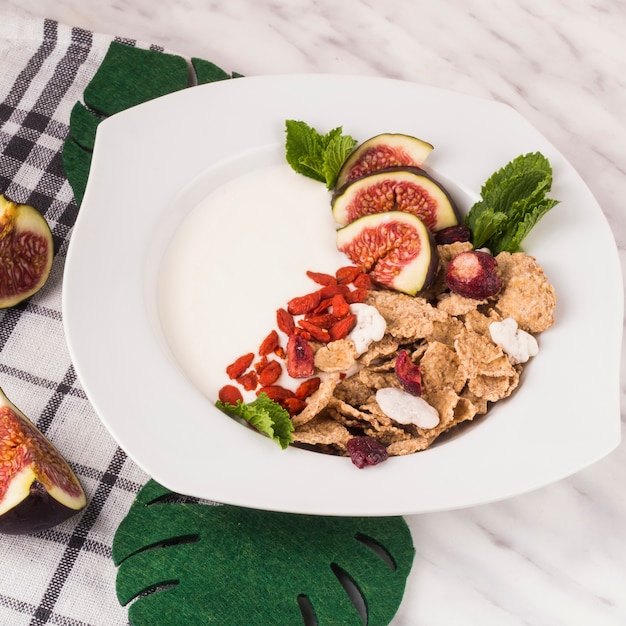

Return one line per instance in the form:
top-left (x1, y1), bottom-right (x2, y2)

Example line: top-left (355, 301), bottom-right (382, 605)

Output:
top-left (0, 386), bottom-right (86, 534)
top-left (336, 211), bottom-right (438, 296)
top-left (0, 195), bottom-right (53, 308)
top-left (335, 133), bottom-right (434, 189)
top-left (332, 167), bottom-right (460, 233)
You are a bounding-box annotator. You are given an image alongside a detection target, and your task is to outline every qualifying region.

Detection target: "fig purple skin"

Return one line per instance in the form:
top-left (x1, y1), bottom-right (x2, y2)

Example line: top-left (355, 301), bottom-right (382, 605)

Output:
top-left (0, 481), bottom-right (83, 535)
top-left (446, 250), bottom-right (502, 299)
top-left (335, 133), bottom-right (434, 189)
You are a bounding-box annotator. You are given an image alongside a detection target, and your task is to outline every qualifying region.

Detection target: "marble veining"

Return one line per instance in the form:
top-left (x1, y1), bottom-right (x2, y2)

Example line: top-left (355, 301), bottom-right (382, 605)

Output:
top-left (1, 0), bottom-right (625, 624)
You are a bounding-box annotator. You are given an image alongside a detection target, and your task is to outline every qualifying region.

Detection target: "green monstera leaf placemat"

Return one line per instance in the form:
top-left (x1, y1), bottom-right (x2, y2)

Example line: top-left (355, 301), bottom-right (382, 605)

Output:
top-left (62, 41), bottom-right (239, 203)
top-left (113, 480), bottom-right (414, 625)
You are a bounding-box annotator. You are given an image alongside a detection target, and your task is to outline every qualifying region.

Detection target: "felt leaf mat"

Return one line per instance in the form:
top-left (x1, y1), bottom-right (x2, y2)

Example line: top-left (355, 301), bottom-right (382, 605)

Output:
top-left (113, 480), bottom-right (414, 625)
top-left (62, 42), bottom-right (239, 203)
top-left (63, 42), bottom-right (416, 625)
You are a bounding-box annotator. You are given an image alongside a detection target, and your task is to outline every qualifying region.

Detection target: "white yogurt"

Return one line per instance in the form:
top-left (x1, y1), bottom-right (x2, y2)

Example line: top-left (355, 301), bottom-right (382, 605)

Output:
top-left (158, 161), bottom-right (348, 401)
top-left (348, 303), bottom-right (387, 355)
top-left (489, 317), bottom-right (539, 365)
top-left (376, 387), bottom-right (440, 429)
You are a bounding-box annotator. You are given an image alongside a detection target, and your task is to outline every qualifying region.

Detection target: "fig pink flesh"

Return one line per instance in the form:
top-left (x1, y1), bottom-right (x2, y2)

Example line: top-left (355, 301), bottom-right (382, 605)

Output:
top-left (344, 144), bottom-right (416, 183)
top-left (337, 212), bottom-right (438, 296)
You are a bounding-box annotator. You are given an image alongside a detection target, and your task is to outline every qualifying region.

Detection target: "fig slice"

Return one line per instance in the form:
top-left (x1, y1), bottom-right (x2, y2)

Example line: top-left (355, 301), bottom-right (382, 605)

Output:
top-left (332, 167), bottom-right (460, 233)
top-left (0, 386), bottom-right (86, 534)
top-left (0, 195), bottom-right (53, 308)
top-left (335, 133), bottom-right (434, 189)
top-left (336, 211), bottom-right (439, 296)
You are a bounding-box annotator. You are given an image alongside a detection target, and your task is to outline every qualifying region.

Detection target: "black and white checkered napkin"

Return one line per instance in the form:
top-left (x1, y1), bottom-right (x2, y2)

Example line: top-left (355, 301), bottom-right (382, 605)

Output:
top-left (0, 16), bottom-right (170, 625)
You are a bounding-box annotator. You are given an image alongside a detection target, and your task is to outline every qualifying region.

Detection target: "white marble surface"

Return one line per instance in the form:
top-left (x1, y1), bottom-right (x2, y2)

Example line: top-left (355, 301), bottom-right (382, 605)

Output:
top-left (4, 0), bottom-right (626, 624)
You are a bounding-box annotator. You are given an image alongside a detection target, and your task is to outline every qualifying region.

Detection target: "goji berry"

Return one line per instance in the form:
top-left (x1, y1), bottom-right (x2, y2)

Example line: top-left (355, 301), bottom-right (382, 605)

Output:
top-left (274, 346), bottom-right (286, 360)
top-left (287, 291), bottom-right (321, 316)
top-left (353, 273), bottom-right (372, 289)
top-left (295, 377), bottom-right (321, 400)
top-left (330, 293), bottom-right (350, 318)
top-left (282, 397), bottom-right (307, 415)
top-left (259, 329), bottom-right (280, 356)
top-left (259, 359), bottom-right (282, 386)
top-left (294, 327), bottom-right (312, 341)
top-left (310, 297), bottom-right (334, 316)
top-left (298, 319), bottom-right (331, 343)
top-left (254, 355), bottom-right (268, 373)
top-left (218, 385), bottom-right (243, 405)
top-left (258, 385), bottom-right (295, 402)
top-left (304, 313), bottom-right (337, 329)
top-left (329, 313), bottom-right (357, 340)
top-left (306, 270), bottom-right (337, 286)
top-left (276, 308), bottom-right (296, 335)
top-left (345, 287), bottom-right (368, 304)
top-left (336, 265), bottom-right (362, 284)
top-left (318, 284), bottom-right (350, 299)
top-left (237, 370), bottom-right (258, 391)
top-left (226, 352), bottom-right (255, 379)
top-left (286, 334), bottom-right (315, 378)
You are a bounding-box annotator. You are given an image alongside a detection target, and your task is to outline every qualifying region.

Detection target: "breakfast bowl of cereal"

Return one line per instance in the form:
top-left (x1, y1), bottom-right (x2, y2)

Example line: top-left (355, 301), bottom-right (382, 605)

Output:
top-left (63, 74), bottom-right (622, 516)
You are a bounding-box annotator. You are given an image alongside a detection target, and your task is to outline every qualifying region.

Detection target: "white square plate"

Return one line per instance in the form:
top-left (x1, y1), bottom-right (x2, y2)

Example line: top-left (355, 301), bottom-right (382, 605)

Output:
top-left (63, 75), bottom-right (622, 516)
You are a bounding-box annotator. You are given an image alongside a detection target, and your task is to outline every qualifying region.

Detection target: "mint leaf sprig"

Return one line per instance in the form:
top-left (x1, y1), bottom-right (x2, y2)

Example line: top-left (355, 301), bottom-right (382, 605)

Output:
top-left (216, 392), bottom-right (294, 449)
top-left (465, 152), bottom-right (559, 254)
top-left (285, 120), bottom-right (357, 189)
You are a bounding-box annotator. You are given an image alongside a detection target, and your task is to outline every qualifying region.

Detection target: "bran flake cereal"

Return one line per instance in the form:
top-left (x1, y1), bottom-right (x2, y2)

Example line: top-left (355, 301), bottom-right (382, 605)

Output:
top-left (494, 252), bottom-right (556, 333)
top-left (222, 241), bottom-right (556, 461)
top-left (289, 242), bottom-right (556, 458)
top-left (314, 339), bottom-right (357, 372)
top-left (291, 373), bottom-right (340, 427)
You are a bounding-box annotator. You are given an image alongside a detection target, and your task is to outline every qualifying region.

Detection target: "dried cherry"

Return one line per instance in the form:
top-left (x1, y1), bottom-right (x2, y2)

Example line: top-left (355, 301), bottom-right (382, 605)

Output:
top-left (346, 436), bottom-right (389, 469)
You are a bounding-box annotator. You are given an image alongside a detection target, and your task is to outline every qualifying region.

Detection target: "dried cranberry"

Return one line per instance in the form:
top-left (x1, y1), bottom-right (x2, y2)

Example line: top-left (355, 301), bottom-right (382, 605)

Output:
top-left (286, 334), bottom-right (315, 378)
top-left (394, 350), bottom-right (422, 396)
top-left (347, 437), bottom-right (389, 469)
top-left (434, 224), bottom-right (472, 245)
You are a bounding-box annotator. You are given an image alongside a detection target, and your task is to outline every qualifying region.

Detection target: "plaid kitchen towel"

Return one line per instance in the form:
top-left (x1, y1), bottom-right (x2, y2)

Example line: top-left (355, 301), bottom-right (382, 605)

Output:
top-left (0, 16), bottom-right (417, 626)
top-left (0, 16), bottom-right (177, 626)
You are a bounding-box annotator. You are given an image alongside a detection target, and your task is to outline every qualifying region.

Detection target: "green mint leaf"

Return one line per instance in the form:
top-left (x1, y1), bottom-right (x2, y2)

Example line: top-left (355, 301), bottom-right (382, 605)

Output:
top-left (285, 120), bottom-right (357, 188)
top-left (468, 209), bottom-right (508, 249)
top-left (496, 196), bottom-right (559, 252)
top-left (465, 152), bottom-right (558, 254)
top-left (216, 392), bottom-right (294, 449)
top-left (284, 120), bottom-right (326, 183)
top-left (297, 153), bottom-right (327, 183)
top-left (323, 133), bottom-right (358, 189)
